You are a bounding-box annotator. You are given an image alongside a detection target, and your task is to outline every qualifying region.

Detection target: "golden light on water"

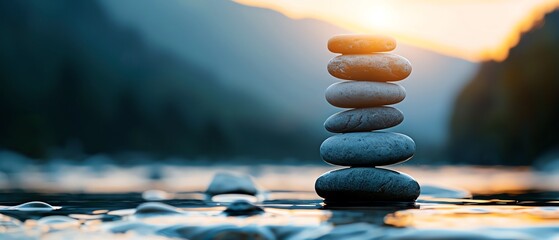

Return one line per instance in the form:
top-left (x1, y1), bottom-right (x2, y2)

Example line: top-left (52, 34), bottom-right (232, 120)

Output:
top-left (233, 0), bottom-right (559, 61)
top-left (385, 205), bottom-right (559, 229)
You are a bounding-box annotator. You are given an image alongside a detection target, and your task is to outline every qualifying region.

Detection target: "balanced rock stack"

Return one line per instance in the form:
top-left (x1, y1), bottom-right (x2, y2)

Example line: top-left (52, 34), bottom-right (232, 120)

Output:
top-left (315, 34), bottom-right (420, 204)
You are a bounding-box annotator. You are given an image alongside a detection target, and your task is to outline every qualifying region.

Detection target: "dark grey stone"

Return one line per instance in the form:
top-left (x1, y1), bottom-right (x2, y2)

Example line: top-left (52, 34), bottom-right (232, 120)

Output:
top-left (324, 107), bottom-right (404, 133)
top-left (320, 132), bottom-right (415, 166)
top-left (223, 200), bottom-right (264, 216)
top-left (315, 167), bottom-right (420, 202)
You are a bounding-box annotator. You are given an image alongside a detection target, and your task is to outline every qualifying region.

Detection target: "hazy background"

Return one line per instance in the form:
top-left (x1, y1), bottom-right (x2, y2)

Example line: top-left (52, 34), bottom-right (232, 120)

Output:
top-left (0, 0), bottom-right (557, 166)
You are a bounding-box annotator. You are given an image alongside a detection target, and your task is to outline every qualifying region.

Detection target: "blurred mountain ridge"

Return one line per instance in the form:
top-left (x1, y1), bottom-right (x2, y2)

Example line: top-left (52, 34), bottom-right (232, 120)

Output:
top-left (100, 0), bottom-right (477, 162)
top-left (0, 0), bottom-right (321, 160)
top-left (0, 0), bottom-right (477, 163)
top-left (450, 10), bottom-right (559, 165)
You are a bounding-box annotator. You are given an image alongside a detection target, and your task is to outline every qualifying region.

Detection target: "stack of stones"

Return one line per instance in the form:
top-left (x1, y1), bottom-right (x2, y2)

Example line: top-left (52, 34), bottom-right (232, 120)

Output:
top-left (315, 34), bottom-right (420, 205)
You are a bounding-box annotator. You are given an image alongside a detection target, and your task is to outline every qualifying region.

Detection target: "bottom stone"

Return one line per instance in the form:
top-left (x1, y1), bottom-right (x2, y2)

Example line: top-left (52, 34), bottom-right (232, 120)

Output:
top-left (315, 167), bottom-right (420, 202)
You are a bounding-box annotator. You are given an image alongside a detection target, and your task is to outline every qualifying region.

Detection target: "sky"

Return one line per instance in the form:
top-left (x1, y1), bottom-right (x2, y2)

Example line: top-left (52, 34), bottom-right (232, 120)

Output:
top-left (234, 0), bottom-right (559, 61)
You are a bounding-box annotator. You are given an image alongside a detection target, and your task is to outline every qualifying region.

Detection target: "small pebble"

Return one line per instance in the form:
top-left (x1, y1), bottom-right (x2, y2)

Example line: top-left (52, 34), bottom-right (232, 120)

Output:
top-left (206, 172), bottom-right (259, 196)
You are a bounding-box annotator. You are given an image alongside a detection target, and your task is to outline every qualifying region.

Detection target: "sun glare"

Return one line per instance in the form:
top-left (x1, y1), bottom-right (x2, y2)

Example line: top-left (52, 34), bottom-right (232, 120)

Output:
top-left (234, 0), bottom-right (559, 62)
top-left (367, 4), bottom-right (394, 29)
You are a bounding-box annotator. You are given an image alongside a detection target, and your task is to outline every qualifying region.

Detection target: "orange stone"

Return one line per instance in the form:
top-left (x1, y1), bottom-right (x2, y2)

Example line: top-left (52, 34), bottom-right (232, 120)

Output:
top-left (328, 34), bottom-right (396, 54)
top-left (327, 53), bottom-right (412, 81)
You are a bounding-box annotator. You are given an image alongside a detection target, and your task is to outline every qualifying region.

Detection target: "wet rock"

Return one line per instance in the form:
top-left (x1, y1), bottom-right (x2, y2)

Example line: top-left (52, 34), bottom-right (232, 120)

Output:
top-left (320, 132), bottom-right (415, 166)
top-left (325, 81), bottom-right (406, 108)
top-left (315, 168), bottom-right (420, 202)
top-left (324, 107), bottom-right (404, 133)
top-left (328, 34), bottom-right (397, 54)
top-left (328, 53), bottom-right (412, 81)
top-left (206, 172), bottom-right (259, 196)
top-left (223, 199), bottom-right (264, 216)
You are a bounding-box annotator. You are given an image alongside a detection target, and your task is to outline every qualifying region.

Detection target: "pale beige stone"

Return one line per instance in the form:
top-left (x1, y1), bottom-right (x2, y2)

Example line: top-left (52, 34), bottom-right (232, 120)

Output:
top-left (328, 34), bottom-right (396, 54)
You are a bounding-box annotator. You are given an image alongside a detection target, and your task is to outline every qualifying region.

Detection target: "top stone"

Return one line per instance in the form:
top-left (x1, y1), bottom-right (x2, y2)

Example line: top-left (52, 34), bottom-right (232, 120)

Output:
top-left (328, 34), bottom-right (397, 54)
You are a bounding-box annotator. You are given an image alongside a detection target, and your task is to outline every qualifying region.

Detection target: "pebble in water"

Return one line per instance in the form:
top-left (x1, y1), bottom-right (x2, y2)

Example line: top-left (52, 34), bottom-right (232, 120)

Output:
top-left (317, 34), bottom-right (418, 203)
top-left (324, 107), bottom-right (404, 133)
top-left (223, 199), bottom-right (264, 216)
top-left (206, 172), bottom-right (259, 196)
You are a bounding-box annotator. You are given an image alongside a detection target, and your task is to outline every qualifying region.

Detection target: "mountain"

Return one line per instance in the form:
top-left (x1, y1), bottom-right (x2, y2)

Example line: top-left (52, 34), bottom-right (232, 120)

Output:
top-left (100, 0), bottom-right (477, 162)
top-left (0, 0), bottom-right (478, 162)
top-left (0, 0), bottom-right (321, 160)
top-left (449, 11), bottom-right (559, 165)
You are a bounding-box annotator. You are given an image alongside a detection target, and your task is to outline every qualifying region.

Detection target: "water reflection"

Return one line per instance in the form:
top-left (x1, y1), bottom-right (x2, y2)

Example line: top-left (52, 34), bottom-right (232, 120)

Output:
top-left (386, 205), bottom-right (559, 229)
top-left (0, 166), bottom-right (558, 239)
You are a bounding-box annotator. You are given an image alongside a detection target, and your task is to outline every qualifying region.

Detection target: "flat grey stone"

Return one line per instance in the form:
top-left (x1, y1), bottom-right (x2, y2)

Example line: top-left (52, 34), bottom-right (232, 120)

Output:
top-left (315, 167), bottom-right (420, 202)
top-left (325, 81), bottom-right (406, 108)
top-left (320, 132), bottom-right (415, 166)
top-left (324, 107), bottom-right (404, 133)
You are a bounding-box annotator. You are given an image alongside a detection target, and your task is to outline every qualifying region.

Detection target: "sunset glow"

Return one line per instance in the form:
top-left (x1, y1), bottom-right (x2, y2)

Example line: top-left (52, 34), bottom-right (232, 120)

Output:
top-left (234, 0), bottom-right (559, 61)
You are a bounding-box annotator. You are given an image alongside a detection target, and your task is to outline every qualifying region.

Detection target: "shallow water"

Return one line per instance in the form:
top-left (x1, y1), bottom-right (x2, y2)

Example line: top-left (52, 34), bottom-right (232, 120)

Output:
top-left (0, 164), bottom-right (559, 239)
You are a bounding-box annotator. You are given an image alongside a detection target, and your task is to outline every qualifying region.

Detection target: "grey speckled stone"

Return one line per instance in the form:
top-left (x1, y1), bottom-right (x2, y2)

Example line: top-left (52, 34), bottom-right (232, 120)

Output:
top-left (315, 167), bottom-right (420, 202)
top-left (325, 81), bottom-right (406, 108)
top-left (324, 107), bottom-right (404, 133)
top-left (320, 132), bottom-right (415, 166)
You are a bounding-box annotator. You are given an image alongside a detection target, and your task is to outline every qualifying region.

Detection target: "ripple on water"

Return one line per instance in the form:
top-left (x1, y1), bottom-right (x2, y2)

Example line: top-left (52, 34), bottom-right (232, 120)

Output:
top-left (37, 215), bottom-right (80, 231)
top-left (134, 202), bottom-right (183, 217)
top-left (0, 214), bottom-right (22, 233)
top-left (419, 185), bottom-right (472, 199)
top-left (384, 205), bottom-right (559, 230)
top-left (8, 201), bottom-right (60, 211)
top-left (158, 224), bottom-right (275, 240)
